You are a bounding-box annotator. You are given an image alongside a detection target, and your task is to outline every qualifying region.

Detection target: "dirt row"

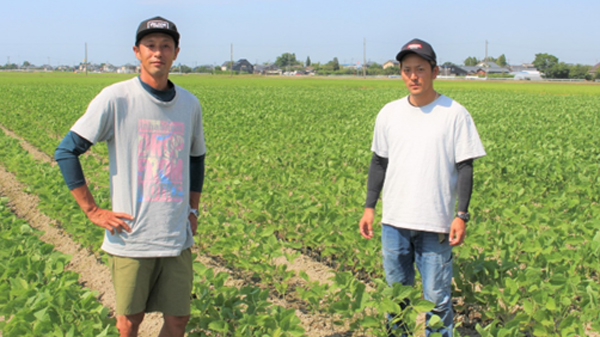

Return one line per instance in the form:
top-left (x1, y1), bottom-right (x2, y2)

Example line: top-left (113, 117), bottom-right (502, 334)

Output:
top-left (0, 125), bottom-right (352, 336)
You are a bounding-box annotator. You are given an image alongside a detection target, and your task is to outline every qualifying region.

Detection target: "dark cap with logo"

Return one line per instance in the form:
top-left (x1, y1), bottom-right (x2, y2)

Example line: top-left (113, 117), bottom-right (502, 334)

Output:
top-left (136, 16), bottom-right (180, 47)
top-left (395, 38), bottom-right (436, 66)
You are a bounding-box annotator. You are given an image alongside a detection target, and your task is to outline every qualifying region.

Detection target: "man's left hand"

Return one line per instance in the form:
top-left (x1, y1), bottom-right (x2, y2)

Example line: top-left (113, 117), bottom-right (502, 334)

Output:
top-left (449, 217), bottom-right (466, 246)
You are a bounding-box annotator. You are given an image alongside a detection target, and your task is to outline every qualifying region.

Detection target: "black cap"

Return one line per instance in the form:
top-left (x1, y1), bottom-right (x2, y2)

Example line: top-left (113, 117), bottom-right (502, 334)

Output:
top-left (136, 16), bottom-right (180, 47)
top-left (395, 38), bottom-right (436, 66)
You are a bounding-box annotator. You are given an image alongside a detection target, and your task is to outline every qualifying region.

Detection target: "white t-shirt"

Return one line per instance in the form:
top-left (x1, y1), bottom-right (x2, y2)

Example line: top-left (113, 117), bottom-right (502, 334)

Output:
top-left (72, 77), bottom-right (206, 257)
top-left (371, 95), bottom-right (486, 233)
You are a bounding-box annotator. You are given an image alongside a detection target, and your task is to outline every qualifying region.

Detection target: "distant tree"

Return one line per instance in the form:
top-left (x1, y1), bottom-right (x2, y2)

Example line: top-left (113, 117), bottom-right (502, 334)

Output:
top-left (368, 62), bottom-right (383, 69)
top-left (464, 56), bottom-right (479, 66)
top-left (383, 65), bottom-right (400, 75)
top-left (306, 56), bottom-right (311, 67)
top-left (596, 70), bottom-right (600, 80)
top-left (532, 53), bottom-right (558, 75)
top-left (275, 53), bottom-right (299, 68)
top-left (496, 54), bottom-right (507, 67)
top-left (180, 65), bottom-right (193, 73)
top-left (568, 64), bottom-right (592, 79)
top-left (545, 62), bottom-right (570, 79)
top-left (194, 66), bottom-right (214, 73)
top-left (22, 61), bottom-right (31, 67)
top-left (170, 64), bottom-right (192, 73)
top-left (365, 62), bottom-right (384, 75)
top-left (485, 56), bottom-right (497, 64)
top-left (323, 58), bottom-right (339, 71)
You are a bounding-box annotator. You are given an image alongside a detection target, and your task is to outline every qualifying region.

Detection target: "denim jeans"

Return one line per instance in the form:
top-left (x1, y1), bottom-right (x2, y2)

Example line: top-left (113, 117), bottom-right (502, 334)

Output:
top-left (381, 224), bottom-right (453, 337)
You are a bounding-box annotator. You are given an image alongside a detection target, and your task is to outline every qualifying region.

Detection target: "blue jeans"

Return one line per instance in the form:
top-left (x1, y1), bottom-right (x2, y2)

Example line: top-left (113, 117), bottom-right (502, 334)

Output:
top-left (382, 224), bottom-right (453, 337)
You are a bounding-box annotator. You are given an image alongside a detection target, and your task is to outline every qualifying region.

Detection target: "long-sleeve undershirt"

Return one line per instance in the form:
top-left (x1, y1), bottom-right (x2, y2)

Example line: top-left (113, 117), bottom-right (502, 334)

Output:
top-left (364, 153), bottom-right (473, 213)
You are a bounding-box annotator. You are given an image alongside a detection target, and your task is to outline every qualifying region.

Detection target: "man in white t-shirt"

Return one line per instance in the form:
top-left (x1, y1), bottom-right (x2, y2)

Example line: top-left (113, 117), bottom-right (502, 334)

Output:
top-left (358, 38), bottom-right (486, 337)
top-left (55, 17), bottom-right (205, 337)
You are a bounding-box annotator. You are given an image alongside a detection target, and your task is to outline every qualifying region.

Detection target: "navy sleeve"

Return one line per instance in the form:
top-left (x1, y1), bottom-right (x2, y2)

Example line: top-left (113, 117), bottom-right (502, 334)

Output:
top-left (190, 154), bottom-right (205, 193)
top-left (54, 131), bottom-right (93, 190)
top-left (365, 152), bottom-right (388, 208)
top-left (456, 159), bottom-right (473, 213)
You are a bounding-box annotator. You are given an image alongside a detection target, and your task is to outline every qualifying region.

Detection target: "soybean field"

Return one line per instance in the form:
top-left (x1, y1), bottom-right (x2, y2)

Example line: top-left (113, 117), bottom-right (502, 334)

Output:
top-left (0, 72), bottom-right (599, 336)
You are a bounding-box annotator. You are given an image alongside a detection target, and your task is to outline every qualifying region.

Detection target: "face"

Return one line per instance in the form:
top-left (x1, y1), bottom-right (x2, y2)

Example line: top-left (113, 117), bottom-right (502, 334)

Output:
top-left (134, 33), bottom-right (179, 79)
top-left (400, 53), bottom-right (439, 98)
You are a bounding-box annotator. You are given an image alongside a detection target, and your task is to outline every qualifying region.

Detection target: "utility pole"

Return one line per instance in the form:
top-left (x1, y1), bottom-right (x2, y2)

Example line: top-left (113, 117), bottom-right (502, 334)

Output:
top-left (484, 40), bottom-right (488, 80)
top-left (230, 43), bottom-right (233, 78)
top-left (85, 42), bottom-right (88, 76)
top-left (363, 37), bottom-right (367, 78)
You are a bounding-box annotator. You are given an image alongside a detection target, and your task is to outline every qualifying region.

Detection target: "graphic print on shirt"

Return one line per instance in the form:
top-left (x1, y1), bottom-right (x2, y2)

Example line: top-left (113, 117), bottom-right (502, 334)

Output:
top-left (137, 119), bottom-right (185, 202)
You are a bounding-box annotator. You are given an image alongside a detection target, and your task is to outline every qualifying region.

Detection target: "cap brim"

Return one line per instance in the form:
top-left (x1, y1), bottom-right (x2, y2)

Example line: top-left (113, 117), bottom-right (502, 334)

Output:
top-left (396, 50), bottom-right (435, 64)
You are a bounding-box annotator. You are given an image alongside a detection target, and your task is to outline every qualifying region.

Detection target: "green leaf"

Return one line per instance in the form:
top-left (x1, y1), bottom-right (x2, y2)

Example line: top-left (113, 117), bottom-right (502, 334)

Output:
top-left (428, 314), bottom-right (443, 329)
top-left (502, 208), bottom-right (515, 219)
top-left (208, 320), bottom-right (229, 332)
top-left (545, 297), bottom-right (556, 311)
top-left (391, 283), bottom-right (413, 300)
top-left (533, 322), bottom-right (548, 335)
top-left (359, 316), bottom-right (380, 328)
top-left (34, 307), bottom-right (48, 321)
top-left (20, 224), bottom-right (33, 234)
top-left (298, 270), bottom-right (309, 282)
top-left (412, 299), bottom-right (435, 313)
top-left (523, 299), bottom-right (533, 316)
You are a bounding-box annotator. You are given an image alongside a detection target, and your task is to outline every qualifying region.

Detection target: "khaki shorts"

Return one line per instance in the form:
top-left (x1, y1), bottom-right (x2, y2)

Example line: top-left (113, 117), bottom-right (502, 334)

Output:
top-left (108, 248), bottom-right (193, 316)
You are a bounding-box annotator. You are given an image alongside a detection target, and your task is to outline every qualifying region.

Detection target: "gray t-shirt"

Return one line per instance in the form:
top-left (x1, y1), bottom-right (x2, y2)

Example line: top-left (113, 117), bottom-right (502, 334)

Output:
top-left (72, 77), bottom-right (206, 257)
top-left (371, 95), bottom-right (485, 233)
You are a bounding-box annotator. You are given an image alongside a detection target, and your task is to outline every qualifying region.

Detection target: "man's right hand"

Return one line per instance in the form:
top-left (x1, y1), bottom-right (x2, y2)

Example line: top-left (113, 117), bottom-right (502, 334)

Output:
top-left (85, 206), bottom-right (133, 235)
top-left (70, 185), bottom-right (133, 235)
top-left (359, 208), bottom-right (375, 239)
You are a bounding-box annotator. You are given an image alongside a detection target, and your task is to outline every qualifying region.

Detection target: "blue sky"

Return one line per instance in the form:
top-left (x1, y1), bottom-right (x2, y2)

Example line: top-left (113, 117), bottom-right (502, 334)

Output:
top-left (3, 0), bottom-right (599, 68)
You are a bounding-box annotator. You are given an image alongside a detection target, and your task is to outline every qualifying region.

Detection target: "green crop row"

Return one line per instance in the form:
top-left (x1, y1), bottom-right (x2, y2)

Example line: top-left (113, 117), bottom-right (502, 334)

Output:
top-left (0, 196), bottom-right (119, 337)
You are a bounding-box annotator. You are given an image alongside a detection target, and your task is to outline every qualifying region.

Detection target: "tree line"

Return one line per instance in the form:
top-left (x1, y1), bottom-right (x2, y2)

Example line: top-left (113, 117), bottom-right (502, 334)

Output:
top-left (272, 52), bottom-right (599, 79)
top-left (463, 53), bottom-right (597, 80)
top-left (531, 53), bottom-right (596, 80)
top-left (3, 52), bottom-right (598, 80)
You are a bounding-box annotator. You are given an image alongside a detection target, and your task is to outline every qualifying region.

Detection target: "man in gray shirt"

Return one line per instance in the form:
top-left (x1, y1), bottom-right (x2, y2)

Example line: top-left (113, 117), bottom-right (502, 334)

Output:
top-left (55, 16), bottom-right (205, 337)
